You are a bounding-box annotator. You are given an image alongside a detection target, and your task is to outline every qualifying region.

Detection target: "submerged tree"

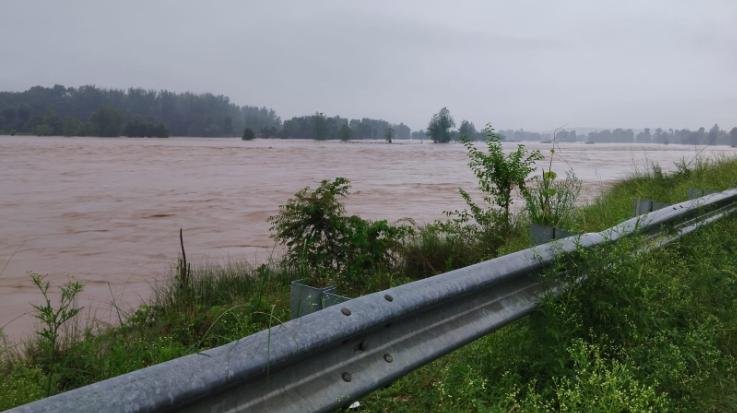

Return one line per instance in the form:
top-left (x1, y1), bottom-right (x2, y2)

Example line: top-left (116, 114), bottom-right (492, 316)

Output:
top-left (242, 127), bottom-right (255, 140)
top-left (339, 124), bottom-right (352, 141)
top-left (89, 106), bottom-right (122, 137)
top-left (458, 120), bottom-right (478, 140)
top-left (427, 107), bottom-right (455, 143)
top-left (312, 112), bottom-right (328, 140)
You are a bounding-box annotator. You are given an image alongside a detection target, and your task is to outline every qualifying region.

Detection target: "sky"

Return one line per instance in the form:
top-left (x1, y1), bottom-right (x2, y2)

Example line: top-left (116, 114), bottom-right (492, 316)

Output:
top-left (1, 0), bottom-right (736, 131)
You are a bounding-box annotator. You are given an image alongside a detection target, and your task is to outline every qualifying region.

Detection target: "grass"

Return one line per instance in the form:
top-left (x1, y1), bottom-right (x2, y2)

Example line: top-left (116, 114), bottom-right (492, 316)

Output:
top-left (2, 155), bottom-right (737, 411)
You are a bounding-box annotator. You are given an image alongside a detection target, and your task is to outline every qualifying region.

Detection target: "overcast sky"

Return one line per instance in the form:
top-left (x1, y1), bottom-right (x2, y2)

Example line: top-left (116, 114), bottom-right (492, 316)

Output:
top-left (1, 0), bottom-right (736, 131)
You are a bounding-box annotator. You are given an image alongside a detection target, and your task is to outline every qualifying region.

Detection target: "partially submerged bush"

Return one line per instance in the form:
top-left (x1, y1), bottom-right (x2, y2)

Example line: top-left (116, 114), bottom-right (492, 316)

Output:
top-left (269, 177), bottom-right (411, 288)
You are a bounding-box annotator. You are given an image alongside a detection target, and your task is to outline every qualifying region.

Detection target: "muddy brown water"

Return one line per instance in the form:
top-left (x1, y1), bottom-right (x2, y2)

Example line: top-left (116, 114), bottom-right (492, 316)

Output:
top-left (2, 136), bottom-right (736, 344)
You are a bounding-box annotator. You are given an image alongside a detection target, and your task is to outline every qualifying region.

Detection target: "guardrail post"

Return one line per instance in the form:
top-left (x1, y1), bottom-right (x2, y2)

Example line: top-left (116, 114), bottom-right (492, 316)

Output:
top-left (633, 198), bottom-right (670, 216)
top-left (529, 223), bottom-right (577, 245)
top-left (290, 280), bottom-right (350, 319)
top-left (687, 188), bottom-right (716, 200)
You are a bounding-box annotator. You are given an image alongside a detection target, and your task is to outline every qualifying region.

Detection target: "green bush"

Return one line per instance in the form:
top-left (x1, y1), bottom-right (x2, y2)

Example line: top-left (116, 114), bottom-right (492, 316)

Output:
top-left (461, 126), bottom-right (542, 231)
top-left (269, 177), bottom-right (411, 289)
top-left (509, 340), bottom-right (670, 412)
top-left (0, 365), bottom-right (47, 410)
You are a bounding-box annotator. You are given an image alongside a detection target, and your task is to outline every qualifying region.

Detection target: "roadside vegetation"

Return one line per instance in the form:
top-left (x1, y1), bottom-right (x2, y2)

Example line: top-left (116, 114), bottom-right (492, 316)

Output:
top-left (2, 128), bottom-right (737, 411)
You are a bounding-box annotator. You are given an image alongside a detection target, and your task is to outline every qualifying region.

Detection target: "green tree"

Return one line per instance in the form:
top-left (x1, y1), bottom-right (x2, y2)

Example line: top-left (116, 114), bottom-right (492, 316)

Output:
top-left (268, 177), bottom-right (410, 288)
top-left (89, 106), bottom-right (121, 137)
top-left (707, 124), bottom-right (720, 146)
top-left (61, 118), bottom-right (84, 136)
top-left (730, 127), bottom-right (737, 147)
top-left (123, 120), bottom-right (169, 138)
top-left (242, 128), bottom-right (255, 140)
top-left (385, 127), bottom-right (393, 143)
top-left (427, 107), bottom-right (455, 143)
top-left (458, 120), bottom-right (477, 140)
top-left (223, 116), bottom-right (233, 136)
top-left (339, 124), bottom-right (352, 141)
top-left (312, 112), bottom-right (327, 140)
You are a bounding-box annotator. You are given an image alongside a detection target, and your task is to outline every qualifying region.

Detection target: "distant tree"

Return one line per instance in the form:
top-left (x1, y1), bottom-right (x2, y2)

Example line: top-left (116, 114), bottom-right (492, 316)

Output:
top-left (635, 128), bottom-right (652, 143)
top-left (458, 120), bottom-right (478, 140)
top-left (411, 130), bottom-right (427, 140)
top-left (242, 127), bottom-right (255, 140)
top-left (312, 112), bottom-right (328, 140)
top-left (394, 123), bottom-right (411, 139)
top-left (152, 122), bottom-right (169, 138)
top-left (707, 124), bottom-right (720, 146)
top-left (556, 129), bottom-right (577, 142)
top-left (427, 107), bottom-right (455, 143)
top-left (89, 106), bottom-right (122, 137)
top-left (62, 118), bottom-right (86, 136)
top-left (123, 120), bottom-right (169, 137)
top-left (260, 126), bottom-right (278, 138)
top-left (223, 116), bottom-right (234, 136)
top-left (32, 123), bottom-right (53, 136)
top-left (385, 127), bottom-right (394, 143)
top-left (730, 127), bottom-right (737, 147)
top-left (339, 124), bottom-right (352, 141)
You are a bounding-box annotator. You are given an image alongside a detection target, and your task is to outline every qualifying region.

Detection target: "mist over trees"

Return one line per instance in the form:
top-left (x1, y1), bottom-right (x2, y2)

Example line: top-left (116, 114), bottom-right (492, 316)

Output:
top-left (2, 85), bottom-right (735, 146)
top-left (0, 85), bottom-right (278, 138)
top-left (0, 85), bottom-right (413, 140)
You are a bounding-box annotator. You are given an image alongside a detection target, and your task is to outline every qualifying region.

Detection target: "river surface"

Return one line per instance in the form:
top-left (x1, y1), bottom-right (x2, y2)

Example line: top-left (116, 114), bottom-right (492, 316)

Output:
top-left (2, 136), bottom-right (736, 343)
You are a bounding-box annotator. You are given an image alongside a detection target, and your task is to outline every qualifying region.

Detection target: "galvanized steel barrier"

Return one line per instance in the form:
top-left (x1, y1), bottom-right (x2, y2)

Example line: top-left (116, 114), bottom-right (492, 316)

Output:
top-left (9, 188), bottom-right (737, 413)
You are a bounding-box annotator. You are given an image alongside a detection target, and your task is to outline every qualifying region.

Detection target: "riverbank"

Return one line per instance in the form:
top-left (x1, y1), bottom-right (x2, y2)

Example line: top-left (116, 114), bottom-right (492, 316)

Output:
top-left (2, 150), bottom-right (737, 410)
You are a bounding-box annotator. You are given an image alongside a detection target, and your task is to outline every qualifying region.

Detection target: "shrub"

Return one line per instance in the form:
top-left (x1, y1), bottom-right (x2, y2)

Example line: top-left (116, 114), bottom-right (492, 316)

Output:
top-left (269, 177), bottom-right (410, 288)
top-left (242, 128), bottom-right (255, 140)
top-left (509, 340), bottom-right (670, 411)
top-left (461, 126), bottom-right (543, 231)
top-left (29, 274), bottom-right (83, 368)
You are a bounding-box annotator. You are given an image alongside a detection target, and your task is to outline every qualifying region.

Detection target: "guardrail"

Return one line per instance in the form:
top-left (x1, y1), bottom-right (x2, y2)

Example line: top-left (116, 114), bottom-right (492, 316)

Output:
top-left (9, 188), bottom-right (737, 413)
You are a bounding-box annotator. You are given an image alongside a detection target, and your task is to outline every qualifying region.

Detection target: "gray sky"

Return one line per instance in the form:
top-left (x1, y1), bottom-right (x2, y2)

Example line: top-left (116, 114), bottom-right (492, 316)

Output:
top-left (1, 0), bottom-right (736, 131)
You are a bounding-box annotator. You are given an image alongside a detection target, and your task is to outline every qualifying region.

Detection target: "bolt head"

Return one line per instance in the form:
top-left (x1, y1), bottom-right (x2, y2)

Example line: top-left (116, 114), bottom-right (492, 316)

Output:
top-left (384, 294), bottom-right (394, 302)
top-left (383, 353), bottom-right (394, 363)
top-left (341, 307), bottom-right (352, 316)
top-left (342, 372), bottom-right (352, 382)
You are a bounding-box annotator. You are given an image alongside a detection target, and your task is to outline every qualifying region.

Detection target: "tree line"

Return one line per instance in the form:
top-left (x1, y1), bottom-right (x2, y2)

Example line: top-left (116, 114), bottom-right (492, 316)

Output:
top-left (0, 85), bottom-right (281, 138)
top-left (3, 86), bottom-right (736, 146)
top-left (279, 112), bottom-right (410, 140)
top-left (0, 85), bottom-right (409, 140)
top-left (422, 107), bottom-right (737, 146)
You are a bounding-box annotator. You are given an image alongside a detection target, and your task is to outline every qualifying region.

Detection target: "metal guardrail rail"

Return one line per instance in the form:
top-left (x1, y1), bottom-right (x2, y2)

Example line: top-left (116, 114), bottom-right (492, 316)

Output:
top-left (8, 188), bottom-right (737, 413)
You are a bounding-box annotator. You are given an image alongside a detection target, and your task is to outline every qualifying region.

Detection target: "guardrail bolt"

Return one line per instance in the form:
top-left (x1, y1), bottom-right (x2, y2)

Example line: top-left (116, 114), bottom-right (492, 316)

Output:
top-left (342, 372), bottom-right (352, 382)
top-left (341, 307), bottom-right (352, 316)
top-left (383, 353), bottom-right (393, 363)
top-left (384, 294), bottom-right (394, 302)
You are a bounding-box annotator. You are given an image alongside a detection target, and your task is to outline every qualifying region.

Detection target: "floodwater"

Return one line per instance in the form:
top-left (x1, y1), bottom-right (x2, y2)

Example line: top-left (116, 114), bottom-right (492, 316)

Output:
top-left (2, 136), bottom-right (736, 343)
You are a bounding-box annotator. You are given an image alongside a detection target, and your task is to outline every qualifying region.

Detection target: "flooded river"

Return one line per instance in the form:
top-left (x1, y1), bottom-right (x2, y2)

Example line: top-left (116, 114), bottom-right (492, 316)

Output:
top-left (2, 136), bottom-right (736, 343)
